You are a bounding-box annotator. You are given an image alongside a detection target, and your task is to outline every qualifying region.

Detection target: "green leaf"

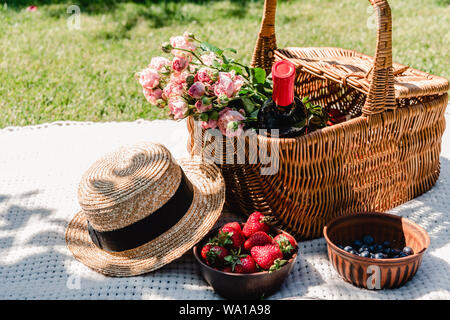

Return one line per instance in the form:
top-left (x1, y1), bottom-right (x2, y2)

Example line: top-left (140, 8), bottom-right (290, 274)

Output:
top-left (212, 60), bottom-right (222, 69)
top-left (229, 65), bottom-right (244, 75)
top-left (249, 109), bottom-right (259, 119)
top-left (252, 67), bottom-right (267, 84)
top-left (200, 42), bottom-right (223, 55)
top-left (224, 48), bottom-right (237, 54)
top-left (241, 97), bottom-right (255, 114)
top-left (210, 110), bottom-right (219, 121)
top-left (200, 112), bottom-right (209, 122)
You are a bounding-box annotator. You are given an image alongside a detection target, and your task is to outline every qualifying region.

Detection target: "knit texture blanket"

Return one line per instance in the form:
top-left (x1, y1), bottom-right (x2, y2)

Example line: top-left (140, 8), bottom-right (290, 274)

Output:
top-left (0, 113), bottom-right (449, 300)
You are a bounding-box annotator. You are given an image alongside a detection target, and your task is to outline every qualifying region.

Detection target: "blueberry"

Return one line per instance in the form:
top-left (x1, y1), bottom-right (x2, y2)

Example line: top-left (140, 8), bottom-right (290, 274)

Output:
top-left (344, 246), bottom-right (353, 252)
top-left (374, 253), bottom-right (386, 259)
top-left (382, 241), bottom-right (391, 248)
top-left (353, 240), bottom-right (363, 248)
top-left (403, 246), bottom-right (414, 256)
top-left (390, 248), bottom-right (401, 256)
top-left (383, 248), bottom-right (391, 256)
top-left (358, 244), bottom-right (369, 253)
top-left (370, 253), bottom-right (376, 259)
top-left (350, 250), bottom-right (359, 255)
top-left (375, 244), bottom-right (384, 252)
top-left (393, 255), bottom-right (400, 259)
top-left (359, 251), bottom-right (370, 258)
top-left (363, 235), bottom-right (374, 245)
top-left (368, 245), bottom-right (376, 253)
top-left (399, 252), bottom-right (408, 258)
top-left (337, 244), bottom-right (344, 250)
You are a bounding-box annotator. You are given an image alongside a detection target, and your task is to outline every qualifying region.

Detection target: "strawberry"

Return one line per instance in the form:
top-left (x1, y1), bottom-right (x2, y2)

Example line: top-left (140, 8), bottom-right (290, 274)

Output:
top-left (273, 233), bottom-right (297, 256)
top-left (242, 211), bottom-right (271, 238)
top-left (224, 248), bottom-right (257, 274)
top-left (243, 231), bottom-right (273, 251)
top-left (250, 244), bottom-right (284, 270)
top-left (222, 222), bottom-right (242, 234)
top-left (234, 255), bottom-right (257, 274)
top-left (202, 245), bottom-right (229, 267)
top-left (201, 244), bottom-right (213, 261)
top-left (220, 224), bottom-right (245, 249)
top-left (206, 230), bottom-right (233, 247)
top-left (222, 266), bottom-right (233, 273)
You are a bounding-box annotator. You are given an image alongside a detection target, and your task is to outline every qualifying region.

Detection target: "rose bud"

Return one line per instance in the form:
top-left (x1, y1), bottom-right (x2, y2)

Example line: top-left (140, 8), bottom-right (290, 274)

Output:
top-left (188, 82), bottom-right (205, 99)
top-left (161, 42), bottom-right (173, 53)
top-left (172, 56), bottom-right (188, 73)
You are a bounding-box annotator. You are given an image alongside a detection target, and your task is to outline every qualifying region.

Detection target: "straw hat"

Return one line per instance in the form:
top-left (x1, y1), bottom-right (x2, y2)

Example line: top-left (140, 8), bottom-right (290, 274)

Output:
top-left (65, 142), bottom-right (225, 277)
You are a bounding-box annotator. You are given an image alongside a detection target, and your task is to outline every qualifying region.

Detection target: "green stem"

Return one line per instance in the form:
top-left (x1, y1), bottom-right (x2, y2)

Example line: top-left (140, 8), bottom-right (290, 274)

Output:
top-left (172, 47), bottom-right (205, 65)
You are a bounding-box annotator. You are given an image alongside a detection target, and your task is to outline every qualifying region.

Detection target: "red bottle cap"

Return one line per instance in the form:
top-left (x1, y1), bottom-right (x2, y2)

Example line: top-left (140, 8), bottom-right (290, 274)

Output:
top-left (272, 60), bottom-right (295, 107)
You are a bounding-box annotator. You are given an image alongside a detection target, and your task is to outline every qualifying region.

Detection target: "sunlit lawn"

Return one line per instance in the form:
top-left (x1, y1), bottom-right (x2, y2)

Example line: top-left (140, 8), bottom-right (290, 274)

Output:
top-left (0, 0), bottom-right (449, 128)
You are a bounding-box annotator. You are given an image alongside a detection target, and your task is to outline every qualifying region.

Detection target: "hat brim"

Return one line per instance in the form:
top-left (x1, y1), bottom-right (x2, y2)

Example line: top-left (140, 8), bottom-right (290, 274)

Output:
top-left (65, 158), bottom-right (225, 277)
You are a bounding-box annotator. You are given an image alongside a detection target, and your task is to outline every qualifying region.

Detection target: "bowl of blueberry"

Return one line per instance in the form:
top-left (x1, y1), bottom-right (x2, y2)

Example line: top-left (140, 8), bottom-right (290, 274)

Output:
top-left (323, 212), bottom-right (430, 289)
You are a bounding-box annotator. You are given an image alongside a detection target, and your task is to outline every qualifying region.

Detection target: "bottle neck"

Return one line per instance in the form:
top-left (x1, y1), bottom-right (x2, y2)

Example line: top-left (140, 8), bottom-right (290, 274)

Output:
top-left (272, 75), bottom-right (295, 108)
top-left (274, 100), bottom-right (294, 114)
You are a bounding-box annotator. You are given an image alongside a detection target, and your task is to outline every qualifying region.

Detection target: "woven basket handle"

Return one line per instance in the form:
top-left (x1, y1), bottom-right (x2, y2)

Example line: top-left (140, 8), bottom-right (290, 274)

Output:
top-left (251, 0), bottom-right (396, 116)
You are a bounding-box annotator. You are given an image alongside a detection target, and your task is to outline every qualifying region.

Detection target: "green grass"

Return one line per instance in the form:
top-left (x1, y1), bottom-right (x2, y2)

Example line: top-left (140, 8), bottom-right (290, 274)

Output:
top-left (0, 0), bottom-right (449, 128)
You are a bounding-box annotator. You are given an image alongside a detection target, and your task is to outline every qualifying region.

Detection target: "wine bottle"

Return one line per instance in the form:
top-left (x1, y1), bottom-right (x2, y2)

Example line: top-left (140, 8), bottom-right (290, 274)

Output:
top-left (257, 60), bottom-right (307, 138)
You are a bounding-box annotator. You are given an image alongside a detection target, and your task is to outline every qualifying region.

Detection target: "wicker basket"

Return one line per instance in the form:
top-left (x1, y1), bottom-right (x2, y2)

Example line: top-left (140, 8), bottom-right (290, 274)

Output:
top-left (187, 0), bottom-right (449, 239)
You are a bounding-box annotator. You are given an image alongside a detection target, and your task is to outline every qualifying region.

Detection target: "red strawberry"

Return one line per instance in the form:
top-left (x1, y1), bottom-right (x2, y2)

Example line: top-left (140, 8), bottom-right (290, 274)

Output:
top-left (222, 222), bottom-right (242, 234)
top-left (243, 231), bottom-right (273, 251)
top-left (250, 244), bottom-right (284, 271)
top-left (274, 233), bottom-right (297, 255)
top-left (202, 245), bottom-right (229, 267)
top-left (201, 244), bottom-right (213, 261)
top-left (242, 212), bottom-right (271, 238)
top-left (224, 248), bottom-right (257, 274)
top-left (222, 266), bottom-right (233, 273)
top-left (234, 255), bottom-right (257, 274)
top-left (220, 224), bottom-right (245, 249)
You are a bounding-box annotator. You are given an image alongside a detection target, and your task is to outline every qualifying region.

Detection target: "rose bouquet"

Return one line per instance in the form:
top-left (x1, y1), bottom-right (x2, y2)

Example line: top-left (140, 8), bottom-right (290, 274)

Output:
top-left (136, 32), bottom-right (273, 137)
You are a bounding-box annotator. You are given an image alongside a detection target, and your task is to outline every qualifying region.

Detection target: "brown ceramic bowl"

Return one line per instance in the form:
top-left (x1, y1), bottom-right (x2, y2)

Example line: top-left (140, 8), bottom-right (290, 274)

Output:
top-left (193, 224), bottom-right (298, 300)
top-left (323, 212), bottom-right (430, 289)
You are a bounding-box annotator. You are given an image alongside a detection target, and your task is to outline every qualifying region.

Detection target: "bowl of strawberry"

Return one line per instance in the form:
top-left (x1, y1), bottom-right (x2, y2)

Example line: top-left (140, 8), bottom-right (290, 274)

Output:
top-left (193, 211), bottom-right (298, 300)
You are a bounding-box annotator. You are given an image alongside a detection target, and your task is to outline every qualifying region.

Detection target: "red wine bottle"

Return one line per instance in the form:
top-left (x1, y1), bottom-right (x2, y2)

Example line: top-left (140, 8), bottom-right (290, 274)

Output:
top-left (257, 60), bottom-right (306, 138)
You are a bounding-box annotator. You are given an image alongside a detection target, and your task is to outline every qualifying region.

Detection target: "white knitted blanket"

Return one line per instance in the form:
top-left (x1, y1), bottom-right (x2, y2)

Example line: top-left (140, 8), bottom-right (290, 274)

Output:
top-left (0, 114), bottom-right (449, 300)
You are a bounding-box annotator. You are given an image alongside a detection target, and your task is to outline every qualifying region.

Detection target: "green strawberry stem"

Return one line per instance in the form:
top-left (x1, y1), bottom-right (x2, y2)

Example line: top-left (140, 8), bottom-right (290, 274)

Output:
top-left (268, 259), bottom-right (288, 273)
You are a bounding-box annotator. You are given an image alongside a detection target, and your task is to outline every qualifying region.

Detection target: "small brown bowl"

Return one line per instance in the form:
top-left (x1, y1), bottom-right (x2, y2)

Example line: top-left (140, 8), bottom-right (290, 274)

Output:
top-left (323, 212), bottom-right (430, 289)
top-left (193, 224), bottom-right (298, 300)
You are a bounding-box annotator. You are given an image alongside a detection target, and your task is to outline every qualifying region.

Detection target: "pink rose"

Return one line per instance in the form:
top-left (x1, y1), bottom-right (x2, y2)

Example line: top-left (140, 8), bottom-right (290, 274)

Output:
top-left (168, 99), bottom-right (188, 120)
top-left (232, 74), bottom-right (245, 95)
top-left (201, 119), bottom-right (218, 130)
top-left (218, 108), bottom-right (246, 137)
top-left (172, 56), bottom-right (188, 73)
top-left (188, 82), bottom-right (205, 99)
top-left (213, 71), bottom-right (245, 98)
top-left (163, 81), bottom-right (184, 100)
top-left (143, 88), bottom-right (163, 105)
top-left (149, 56), bottom-right (170, 71)
top-left (195, 67), bottom-right (215, 83)
top-left (170, 35), bottom-right (196, 58)
top-left (139, 68), bottom-right (159, 89)
top-left (213, 72), bottom-right (234, 98)
top-left (170, 71), bottom-right (189, 85)
top-left (200, 52), bottom-right (222, 66)
top-left (194, 100), bottom-right (212, 113)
